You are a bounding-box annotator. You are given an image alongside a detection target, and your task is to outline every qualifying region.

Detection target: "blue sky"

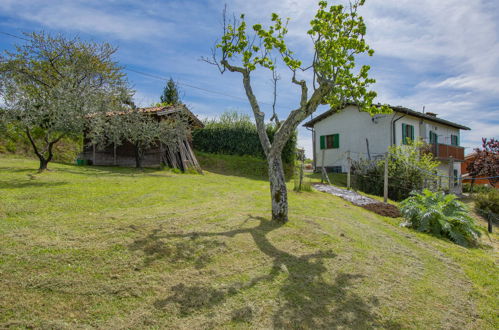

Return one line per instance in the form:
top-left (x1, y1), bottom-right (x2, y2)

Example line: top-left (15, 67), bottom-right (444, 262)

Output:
top-left (1, 0), bottom-right (498, 157)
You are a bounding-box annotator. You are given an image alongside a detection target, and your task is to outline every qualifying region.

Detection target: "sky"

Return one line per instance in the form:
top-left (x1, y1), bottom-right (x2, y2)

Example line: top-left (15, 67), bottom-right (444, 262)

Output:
top-left (0, 0), bottom-right (498, 157)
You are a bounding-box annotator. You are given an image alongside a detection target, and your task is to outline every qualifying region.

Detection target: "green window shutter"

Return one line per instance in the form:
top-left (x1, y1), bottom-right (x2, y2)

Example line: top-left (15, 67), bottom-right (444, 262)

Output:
top-left (410, 125), bottom-right (414, 141)
top-left (456, 135), bottom-right (459, 146)
top-left (333, 134), bottom-right (339, 148)
top-left (320, 135), bottom-right (325, 149)
top-left (402, 123), bottom-right (406, 144)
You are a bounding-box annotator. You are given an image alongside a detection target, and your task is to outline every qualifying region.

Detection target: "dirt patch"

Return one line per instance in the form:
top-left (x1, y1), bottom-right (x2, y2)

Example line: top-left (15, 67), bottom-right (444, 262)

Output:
top-left (361, 202), bottom-right (401, 218)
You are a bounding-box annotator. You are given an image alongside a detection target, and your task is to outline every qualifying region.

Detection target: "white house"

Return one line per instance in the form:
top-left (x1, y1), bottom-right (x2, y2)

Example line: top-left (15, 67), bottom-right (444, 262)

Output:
top-left (303, 104), bottom-right (470, 191)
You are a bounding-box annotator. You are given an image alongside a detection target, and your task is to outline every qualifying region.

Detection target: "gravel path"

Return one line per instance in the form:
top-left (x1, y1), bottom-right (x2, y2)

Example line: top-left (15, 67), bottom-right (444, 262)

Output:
top-left (313, 184), bottom-right (379, 205)
top-left (313, 183), bottom-right (401, 217)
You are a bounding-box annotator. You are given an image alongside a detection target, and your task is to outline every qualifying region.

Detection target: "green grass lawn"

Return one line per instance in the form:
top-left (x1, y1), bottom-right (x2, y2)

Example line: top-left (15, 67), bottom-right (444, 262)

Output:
top-left (0, 156), bottom-right (497, 329)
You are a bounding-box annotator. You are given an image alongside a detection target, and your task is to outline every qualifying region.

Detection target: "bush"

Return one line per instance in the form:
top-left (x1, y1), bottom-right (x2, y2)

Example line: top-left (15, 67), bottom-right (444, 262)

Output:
top-left (462, 183), bottom-right (494, 194)
top-left (351, 140), bottom-right (440, 201)
top-left (399, 189), bottom-right (481, 247)
top-left (474, 189), bottom-right (499, 215)
top-left (192, 111), bottom-right (296, 164)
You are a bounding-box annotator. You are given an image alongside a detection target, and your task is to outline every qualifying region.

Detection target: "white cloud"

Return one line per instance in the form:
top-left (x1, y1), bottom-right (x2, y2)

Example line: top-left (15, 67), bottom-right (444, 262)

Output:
top-left (420, 75), bottom-right (499, 94)
top-left (1, 0), bottom-right (497, 154)
top-left (0, 0), bottom-right (174, 41)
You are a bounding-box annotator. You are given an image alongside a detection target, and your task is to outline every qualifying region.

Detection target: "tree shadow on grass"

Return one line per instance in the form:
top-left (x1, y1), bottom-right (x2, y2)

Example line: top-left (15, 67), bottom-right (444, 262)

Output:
top-left (0, 166), bottom-right (36, 174)
top-left (53, 164), bottom-right (175, 178)
top-left (128, 225), bottom-right (228, 269)
top-left (140, 216), bottom-right (401, 329)
top-left (0, 179), bottom-right (67, 189)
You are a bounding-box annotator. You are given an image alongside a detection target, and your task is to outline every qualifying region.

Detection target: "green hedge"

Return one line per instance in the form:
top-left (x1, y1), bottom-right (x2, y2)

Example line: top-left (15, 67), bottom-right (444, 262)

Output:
top-left (192, 112), bottom-right (296, 164)
top-left (195, 151), bottom-right (294, 179)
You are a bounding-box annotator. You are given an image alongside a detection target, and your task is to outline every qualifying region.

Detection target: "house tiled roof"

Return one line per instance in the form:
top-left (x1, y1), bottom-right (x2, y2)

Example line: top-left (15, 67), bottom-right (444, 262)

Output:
top-left (303, 103), bottom-right (471, 130)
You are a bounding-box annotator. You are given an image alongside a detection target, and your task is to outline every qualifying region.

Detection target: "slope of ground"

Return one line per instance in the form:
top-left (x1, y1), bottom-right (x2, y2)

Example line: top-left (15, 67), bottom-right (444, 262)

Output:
top-left (0, 156), bottom-right (497, 329)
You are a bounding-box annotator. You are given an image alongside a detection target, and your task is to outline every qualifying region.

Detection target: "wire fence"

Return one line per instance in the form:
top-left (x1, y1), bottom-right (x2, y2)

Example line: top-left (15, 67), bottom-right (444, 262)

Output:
top-left (320, 148), bottom-right (496, 201)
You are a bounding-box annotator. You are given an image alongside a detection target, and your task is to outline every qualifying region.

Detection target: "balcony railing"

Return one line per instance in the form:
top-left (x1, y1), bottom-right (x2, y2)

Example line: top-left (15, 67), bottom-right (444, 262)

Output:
top-left (428, 143), bottom-right (464, 161)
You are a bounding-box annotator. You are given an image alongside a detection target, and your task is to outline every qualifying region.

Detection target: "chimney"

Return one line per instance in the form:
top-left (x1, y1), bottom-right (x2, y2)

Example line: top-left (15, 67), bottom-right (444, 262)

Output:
top-left (426, 112), bottom-right (437, 117)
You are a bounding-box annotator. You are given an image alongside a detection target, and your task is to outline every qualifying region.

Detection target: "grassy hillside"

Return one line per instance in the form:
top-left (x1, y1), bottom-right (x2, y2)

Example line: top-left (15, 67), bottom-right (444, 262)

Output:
top-left (0, 156), bottom-right (497, 329)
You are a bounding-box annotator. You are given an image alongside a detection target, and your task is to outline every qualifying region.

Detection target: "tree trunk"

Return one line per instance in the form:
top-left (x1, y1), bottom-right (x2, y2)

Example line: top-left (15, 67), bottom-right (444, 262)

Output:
top-left (268, 155), bottom-right (288, 223)
top-left (134, 144), bottom-right (142, 169)
top-left (38, 157), bottom-right (49, 172)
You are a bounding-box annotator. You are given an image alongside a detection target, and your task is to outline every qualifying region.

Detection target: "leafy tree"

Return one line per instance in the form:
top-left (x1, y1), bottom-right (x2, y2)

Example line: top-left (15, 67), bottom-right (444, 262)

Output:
top-left (0, 32), bottom-right (130, 171)
top-left (206, 1), bottom-right (389, 222)
top-left (160, 78), bottom-right (181, 105)
top-left (467, 138), bottom-right (499, 187)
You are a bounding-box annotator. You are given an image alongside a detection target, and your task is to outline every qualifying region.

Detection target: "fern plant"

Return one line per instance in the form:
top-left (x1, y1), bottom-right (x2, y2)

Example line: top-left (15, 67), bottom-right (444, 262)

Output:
top-left (399, 189), bottom-right (481, 247)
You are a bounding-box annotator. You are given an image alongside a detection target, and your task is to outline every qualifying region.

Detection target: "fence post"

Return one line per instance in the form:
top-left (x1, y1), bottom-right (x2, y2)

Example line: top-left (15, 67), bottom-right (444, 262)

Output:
top-left (383, 152), bottom-right (388, 203)
top-left (347, 150), bottom-right (351, 189)
top-left (299, 158), bottom-right (304, 191)
top-left (321, 149), bottom-right (325, 184)
top-left (448, 156), bottom-right (454, 193)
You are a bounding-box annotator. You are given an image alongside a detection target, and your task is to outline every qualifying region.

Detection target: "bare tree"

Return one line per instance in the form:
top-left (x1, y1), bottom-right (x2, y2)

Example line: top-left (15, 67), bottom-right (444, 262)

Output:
top-left (204, 1), bottom-right (389, 223)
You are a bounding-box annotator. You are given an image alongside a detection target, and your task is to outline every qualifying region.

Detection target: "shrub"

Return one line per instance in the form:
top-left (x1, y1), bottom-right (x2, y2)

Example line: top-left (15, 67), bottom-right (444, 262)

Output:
top-left (192, 111), bottom-right (296, 164)
top-left (474, 189), bottom-right (499, 215)
top-left (399, 189), bottom-right (481, 247)
top-left (462, 183), bottom-right (494, 194)
top-left (352, 140), bottom-right (439, 201)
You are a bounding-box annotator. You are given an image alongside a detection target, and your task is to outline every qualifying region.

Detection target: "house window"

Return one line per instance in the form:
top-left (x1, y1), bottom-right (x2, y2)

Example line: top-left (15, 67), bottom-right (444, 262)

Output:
top-left (451, 135), bottom-right (459, 146)
top-left (326, 166), bottom-right (342, 173)
top-left (320, 134), bottom-right (339, 149)
top-left (402, 123), bottom-right (414, 145)
top-left (429, 131), bottom-right (438, 144)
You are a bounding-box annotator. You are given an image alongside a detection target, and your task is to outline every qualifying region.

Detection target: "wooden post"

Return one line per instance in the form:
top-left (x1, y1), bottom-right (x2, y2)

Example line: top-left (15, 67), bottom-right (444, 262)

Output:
top-left (448, 156), bottom-right (454, 193)
top-left (383, 152), bottom-right (389, 203)
top-left (347, 151), bottom-right (351, 189)
top-left (320, 149), bottom-right (331, 185)
top-left (159, 142), bottom-right (163, 166)
top-left (321, 149), bottom-right (325, 184)
top-left (458, 174), bottom-right (463, 194)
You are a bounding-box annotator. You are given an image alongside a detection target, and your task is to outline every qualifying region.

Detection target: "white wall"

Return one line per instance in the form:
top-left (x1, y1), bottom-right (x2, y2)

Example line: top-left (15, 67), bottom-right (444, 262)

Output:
top-left (394, 116), bottom-right (421, 146)
top-left (420, 121), bottom-right (460, 146)
top-left (313, 105), bottom-right (393, 170)
top-left (313, 106), bottom-right (463, 172)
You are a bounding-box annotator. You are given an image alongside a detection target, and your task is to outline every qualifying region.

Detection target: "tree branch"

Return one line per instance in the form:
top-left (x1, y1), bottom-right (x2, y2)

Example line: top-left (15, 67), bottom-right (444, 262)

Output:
top-left (25, 127), bottom-right (43, 160)
top-left (221, 59), bottom-right (271, 155)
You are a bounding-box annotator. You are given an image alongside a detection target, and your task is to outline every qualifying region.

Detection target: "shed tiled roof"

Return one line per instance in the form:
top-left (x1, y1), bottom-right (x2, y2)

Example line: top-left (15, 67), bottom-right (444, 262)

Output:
top-left (98, 104), bottom-right (204, 128)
